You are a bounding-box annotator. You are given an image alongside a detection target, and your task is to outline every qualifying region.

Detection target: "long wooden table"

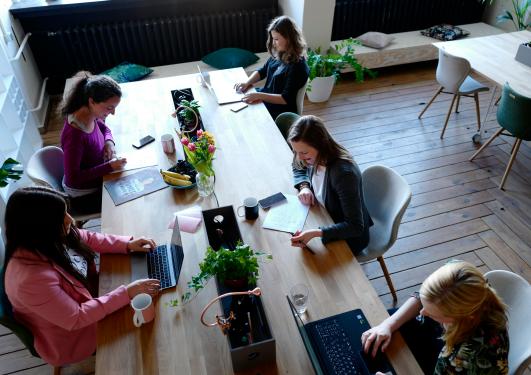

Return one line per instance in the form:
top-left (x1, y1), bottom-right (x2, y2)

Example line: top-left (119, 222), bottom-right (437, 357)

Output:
top-left (97, 68), bottom-right (422, 374)
top-left (434, 30), bottom-right (531, 98)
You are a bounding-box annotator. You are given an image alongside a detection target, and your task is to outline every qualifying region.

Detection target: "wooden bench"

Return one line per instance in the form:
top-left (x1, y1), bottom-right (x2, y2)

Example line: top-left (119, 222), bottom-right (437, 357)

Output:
top-left (331, 22), bottom-right (504, 70)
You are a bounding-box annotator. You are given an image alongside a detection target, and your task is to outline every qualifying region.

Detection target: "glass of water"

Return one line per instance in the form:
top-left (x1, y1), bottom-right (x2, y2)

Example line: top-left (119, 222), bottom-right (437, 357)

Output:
top-left (290, 283), bottom-right (309, 314)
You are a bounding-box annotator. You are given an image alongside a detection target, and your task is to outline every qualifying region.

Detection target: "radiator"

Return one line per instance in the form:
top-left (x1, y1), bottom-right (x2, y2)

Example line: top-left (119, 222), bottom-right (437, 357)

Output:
top-left (31, 7), bottom-right (276, 88)
top-left (332, 0), bottom-right (486, 40)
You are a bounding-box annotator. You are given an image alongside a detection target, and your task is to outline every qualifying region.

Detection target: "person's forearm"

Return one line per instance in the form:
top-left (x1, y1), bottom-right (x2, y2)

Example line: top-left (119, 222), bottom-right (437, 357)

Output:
top-left (256, 92), bottom-right (287, 105)
top-left (386, 297), bottom-right (422, 332)
top-left (246, 71), bottom-right (261, 86)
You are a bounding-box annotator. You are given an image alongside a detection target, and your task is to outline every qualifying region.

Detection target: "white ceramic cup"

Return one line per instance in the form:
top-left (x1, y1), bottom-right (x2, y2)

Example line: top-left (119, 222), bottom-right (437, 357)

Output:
top-left (161, 134), bottom-right (175, 154)
top-left (131, 293), bottom-right (155, 327)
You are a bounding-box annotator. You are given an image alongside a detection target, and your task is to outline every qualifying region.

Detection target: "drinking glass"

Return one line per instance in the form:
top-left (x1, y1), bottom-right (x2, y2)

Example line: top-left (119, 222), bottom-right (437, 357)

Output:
top-left (290, 283), bottom-right (309, 314)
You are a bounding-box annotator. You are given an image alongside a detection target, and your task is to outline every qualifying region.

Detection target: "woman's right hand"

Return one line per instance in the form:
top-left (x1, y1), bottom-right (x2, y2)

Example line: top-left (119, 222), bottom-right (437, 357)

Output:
top-left (109, 157), bottom-right (127, 171)
top-left (361, 320), bottom-right (394, 357)
top-left (298, 187), bottom-right (315, 206)
top-left (126, 278), bottom-right (160, 299)
top-left (234, 82), bottom-right (252, 93)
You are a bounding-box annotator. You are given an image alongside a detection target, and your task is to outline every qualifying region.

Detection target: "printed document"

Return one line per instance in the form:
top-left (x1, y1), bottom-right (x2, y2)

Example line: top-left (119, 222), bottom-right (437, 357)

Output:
top-left (262, 194), bottom-right (309, 234)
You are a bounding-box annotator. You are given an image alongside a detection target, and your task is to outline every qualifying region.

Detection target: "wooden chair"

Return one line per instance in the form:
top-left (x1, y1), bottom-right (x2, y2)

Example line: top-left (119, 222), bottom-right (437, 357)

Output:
top-left (418, 48), bottom-right (489, 139)
top-left (356, 165), bottom-right (412, 305)
top-left (469, 83), bottom-right (531, 189)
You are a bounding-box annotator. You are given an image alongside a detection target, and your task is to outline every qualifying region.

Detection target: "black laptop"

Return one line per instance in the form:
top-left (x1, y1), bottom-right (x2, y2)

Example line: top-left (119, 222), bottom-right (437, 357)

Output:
top-left (287, 296), bottom-right (395, 375)
top-left (130, 218), bottom-right (184, 290)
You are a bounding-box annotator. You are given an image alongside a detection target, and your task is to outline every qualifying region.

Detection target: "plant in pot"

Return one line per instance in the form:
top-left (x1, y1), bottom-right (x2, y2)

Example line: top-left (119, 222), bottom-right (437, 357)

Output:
top-left (174, 97), bottom-right (202, 136)
top-left (306, 37), bottom-right (375, 103)
top-left (167, 242), bottom-right (272, 306)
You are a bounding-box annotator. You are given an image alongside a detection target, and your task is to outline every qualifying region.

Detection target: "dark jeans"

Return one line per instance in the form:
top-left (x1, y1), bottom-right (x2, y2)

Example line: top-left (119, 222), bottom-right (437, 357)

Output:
top-left (69, 189), bottom-right (102, 217)
top-left (389, 308), bottom-right (444, 375)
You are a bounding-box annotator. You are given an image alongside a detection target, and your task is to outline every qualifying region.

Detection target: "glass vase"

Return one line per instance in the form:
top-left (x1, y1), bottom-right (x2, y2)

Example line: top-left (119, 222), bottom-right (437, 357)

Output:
top-left (196, 172), bottom-right (215, 197)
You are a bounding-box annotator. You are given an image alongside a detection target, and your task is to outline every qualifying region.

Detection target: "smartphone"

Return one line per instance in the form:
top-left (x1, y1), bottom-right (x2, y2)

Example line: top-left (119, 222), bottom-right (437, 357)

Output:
top-left (230, 102), bottom-right (248, 113)
top-left (258, 192), bottom-right (287, 209)
top-left (132, 135), bottom-right (155, 149)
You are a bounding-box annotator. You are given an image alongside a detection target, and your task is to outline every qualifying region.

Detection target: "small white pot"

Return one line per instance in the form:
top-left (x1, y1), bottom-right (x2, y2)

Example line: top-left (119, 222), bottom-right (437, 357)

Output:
top-left (306, 76), bottom-right (336, 103)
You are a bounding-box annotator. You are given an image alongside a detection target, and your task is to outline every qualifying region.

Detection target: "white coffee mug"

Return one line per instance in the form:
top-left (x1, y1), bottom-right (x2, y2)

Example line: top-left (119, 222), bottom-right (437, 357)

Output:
top-left (131, 293), bottom-right (155, 327)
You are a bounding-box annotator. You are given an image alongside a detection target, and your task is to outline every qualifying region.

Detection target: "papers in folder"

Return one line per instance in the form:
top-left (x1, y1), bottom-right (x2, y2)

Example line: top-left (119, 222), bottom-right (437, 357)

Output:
top-left (262, 194), bottom-right (310, 234)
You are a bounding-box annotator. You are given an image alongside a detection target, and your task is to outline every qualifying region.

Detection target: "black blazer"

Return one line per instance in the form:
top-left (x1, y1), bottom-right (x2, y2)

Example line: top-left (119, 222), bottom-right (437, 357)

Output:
top-left (293, 158), bottom-right (373, 254)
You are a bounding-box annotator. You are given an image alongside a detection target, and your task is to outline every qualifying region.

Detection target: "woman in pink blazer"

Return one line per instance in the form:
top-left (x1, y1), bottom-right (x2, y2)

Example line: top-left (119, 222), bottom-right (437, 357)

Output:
top-left (3, 187), bottom-right (160, 366)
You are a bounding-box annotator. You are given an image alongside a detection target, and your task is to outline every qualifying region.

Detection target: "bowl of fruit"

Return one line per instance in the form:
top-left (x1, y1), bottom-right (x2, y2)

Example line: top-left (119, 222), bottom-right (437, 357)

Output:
top-left (160, 160), bottom-right (197, 189)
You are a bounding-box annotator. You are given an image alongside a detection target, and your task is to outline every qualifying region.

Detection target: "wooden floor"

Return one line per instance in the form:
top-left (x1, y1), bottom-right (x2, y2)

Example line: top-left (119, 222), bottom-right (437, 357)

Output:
top-left (3, 61), bottom-right (530, 374)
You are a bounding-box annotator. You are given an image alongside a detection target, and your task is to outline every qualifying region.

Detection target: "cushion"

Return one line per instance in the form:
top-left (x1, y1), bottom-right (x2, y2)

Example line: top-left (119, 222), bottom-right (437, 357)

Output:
top-left (356, 32), bottom-right (395, 49)
top-left (202, 48), bottom-right (259, 70)
top-left (100, 62), bottom-right (153, 83)
top-left (421, 24), bottom-right (470, 41)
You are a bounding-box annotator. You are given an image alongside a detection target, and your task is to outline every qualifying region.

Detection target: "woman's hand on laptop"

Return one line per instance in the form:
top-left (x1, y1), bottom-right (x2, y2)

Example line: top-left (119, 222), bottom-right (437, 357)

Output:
top-left (128, 237), bottom-right (156, 253)
top-left (234, 82), bottom-right (252, 93)
top-left (126, 278), bottom-right (160, 298)
top-left (242, 92), bottom-right (263, 104)
top-left (361, 321), bottom-right (393, 357)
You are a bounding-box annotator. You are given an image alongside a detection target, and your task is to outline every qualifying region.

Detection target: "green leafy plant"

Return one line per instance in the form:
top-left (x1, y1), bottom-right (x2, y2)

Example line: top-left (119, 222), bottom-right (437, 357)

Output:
top-left (307, 38), bottom-right (375, 90)
top-left (167, 242), bottom-right (272, 307)
top-left (482, 0), bottom-right (531, 30)
top-left (178, 99), bottom-right (201, 124)
top-left (0, 158), bottom-right (23, 188)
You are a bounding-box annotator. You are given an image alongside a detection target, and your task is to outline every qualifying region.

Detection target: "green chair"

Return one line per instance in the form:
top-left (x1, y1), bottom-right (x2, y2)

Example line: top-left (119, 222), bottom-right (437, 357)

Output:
top-left (274, 112), bottom-right (300, 141)
top-left (0, 267), bottom-right (39, 357)
top-left (469, 83), bottom-right (531, 190)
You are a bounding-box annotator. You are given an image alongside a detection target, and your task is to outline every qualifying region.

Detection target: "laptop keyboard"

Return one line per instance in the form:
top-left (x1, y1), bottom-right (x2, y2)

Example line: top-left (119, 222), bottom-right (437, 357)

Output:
top-left (315, 319), bottom-right (366, 375)
top-left (147, 244), bottom-right (173, 289)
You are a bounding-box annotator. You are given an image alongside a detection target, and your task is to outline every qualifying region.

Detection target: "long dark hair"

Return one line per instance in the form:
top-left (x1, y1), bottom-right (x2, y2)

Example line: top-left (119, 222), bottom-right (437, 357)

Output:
top-left (266, 16), bottom-right (306, 64)
top-left (288, 115), bottom-right (353, 168)
top-left (60, 72), bottom-right (122, 116)
top-left (4, 187), bottom-right (96, 291)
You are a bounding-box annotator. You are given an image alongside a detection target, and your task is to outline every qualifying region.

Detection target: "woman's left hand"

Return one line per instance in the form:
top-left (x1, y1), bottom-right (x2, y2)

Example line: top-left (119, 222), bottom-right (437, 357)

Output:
top-left (291, 229), bottom-right (322, 248)
top-left (242, 92), bottom-right (263, 104)
top-left (103, 140), bottom-right (117, 162)
top-left (128, 237), bottom-right (156, 253)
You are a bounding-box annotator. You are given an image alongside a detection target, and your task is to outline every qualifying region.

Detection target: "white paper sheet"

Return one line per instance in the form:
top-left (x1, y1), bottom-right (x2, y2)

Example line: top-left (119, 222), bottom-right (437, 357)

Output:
top-left (109, 150), bottom-right (158, 173)
top-left (168, 205), bottom-right (203, 233)
top-left (262, 194), bottom-right (309, 234)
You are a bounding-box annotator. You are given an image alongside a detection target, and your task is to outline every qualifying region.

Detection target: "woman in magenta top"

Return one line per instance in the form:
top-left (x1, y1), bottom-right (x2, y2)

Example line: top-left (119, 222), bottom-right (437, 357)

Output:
top-left (3, 187), bottom-right (160, 366)
top-left (60, 73), bottom-right (127, 214)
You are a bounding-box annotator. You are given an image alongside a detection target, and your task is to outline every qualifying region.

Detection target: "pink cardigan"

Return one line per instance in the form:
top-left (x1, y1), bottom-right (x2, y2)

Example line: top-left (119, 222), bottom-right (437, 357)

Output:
top-left (5, 230), bottom-right (131, 366)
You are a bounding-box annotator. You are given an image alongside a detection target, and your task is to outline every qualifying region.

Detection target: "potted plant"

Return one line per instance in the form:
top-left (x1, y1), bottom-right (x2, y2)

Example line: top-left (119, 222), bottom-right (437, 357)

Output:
top-left (168, 242), bottom-right (271, 306)
top-left (482, 0), bottom-right (531, 31)
top-left (306, 37), bottom-right (375, 102)
top-left (0, 158), bottom-right (23, 188)
top-left (173, 96), bottom-right (202, 136)
top-left (515, 40), bottom-right (531, 67)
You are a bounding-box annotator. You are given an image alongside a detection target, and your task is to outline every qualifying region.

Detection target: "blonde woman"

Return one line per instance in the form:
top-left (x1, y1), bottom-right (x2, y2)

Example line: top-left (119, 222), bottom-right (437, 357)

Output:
top-left (362, 261), bottom-right (509, 374)
top-left (234, 15), bottom-right (309, 120)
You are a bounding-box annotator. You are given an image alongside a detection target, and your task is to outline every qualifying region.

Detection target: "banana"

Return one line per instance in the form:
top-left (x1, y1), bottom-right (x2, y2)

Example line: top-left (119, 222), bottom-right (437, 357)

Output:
top-left (160, 169), bottom-right (190, 180)
top-left (162, 174), bottom-right (193, 187)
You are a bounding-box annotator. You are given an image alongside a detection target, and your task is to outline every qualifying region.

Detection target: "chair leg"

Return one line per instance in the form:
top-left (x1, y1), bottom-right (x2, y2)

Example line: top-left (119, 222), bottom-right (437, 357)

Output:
top-left (469, 127), bottom-right (504, 161)
top-left (500, 138), bottom-right (522, 190)
top-left (52, 366), bottom-right (60, 375)
top-left (455, 94), bottom-right (460, 113)
top-left (377, 256), bottom-right (397, 306)
top-left (473, 92), bottom-right (482, 132)
top-left (418, 86), bottom-right (443, 119)
top-left (440, 94), bottom-right (458, 139)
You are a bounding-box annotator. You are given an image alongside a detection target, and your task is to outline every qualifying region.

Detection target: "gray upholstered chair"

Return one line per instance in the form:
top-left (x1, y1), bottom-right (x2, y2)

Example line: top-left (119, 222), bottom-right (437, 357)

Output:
top-left (356, 165), bottom-right (412, 305)
top-left (296, 80), bottom-right (308, 115)
top-left (485, 270), bottom-right (531, 375)
top-left (418, 48), bottom-right (489, 139)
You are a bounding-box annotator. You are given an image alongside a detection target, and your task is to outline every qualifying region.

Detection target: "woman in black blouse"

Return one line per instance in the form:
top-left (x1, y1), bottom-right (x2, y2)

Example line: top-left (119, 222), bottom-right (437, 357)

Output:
top-left (235, 16), bottom-right (309, 120)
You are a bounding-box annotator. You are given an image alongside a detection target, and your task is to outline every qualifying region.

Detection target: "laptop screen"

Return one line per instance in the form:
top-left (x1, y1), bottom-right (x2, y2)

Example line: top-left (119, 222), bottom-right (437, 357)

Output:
top-left (286, 296), bottom-right (325, 375)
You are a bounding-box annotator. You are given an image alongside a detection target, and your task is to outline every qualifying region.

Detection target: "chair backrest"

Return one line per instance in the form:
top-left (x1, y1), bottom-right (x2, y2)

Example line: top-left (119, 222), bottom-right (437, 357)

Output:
top-left (497, 83), bottom-right (531, 141)
top-left (0, 267), bottom-right (39, 357)
top-left (484, 270), bottom-right (531, 375)
top-left (274, 112), bottom-right (301, 141)
top-left (26, 146), bottom-right (65, 191)
top-left (296, 80), bottom-right (308, 115)
top-left (436, 48), bottom-right (471, 94)
top-left (362, 165), bottom-right (411, 254)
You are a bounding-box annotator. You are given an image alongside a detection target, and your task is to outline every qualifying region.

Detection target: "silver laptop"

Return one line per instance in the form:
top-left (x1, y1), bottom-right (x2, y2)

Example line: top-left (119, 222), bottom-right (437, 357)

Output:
top-left (130, 218), bottom-right (184, 290)
top-left (197, 65), bottom-right (245, 105)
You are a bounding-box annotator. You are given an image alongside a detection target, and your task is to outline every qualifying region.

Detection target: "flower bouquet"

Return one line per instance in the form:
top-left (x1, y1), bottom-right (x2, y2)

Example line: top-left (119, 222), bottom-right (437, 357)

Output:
top-left (180, 129), bottom-right (217, 196)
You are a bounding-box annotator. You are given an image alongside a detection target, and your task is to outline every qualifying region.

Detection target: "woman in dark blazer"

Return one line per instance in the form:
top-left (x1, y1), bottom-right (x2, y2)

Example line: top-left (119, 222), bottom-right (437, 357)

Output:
top-left (288, 115), bottom-right (373, 254)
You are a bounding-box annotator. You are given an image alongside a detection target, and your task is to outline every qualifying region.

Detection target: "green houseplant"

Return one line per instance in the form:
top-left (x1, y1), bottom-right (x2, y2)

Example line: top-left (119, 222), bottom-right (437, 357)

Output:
top-left (482, 0), bottom-right (531, 30)
top-left (306, 38), bottom-right (375, 102)
top-left (0, 158), bottom-right (22, 188)
top-left (168, 243), bottom-right (271, 306)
